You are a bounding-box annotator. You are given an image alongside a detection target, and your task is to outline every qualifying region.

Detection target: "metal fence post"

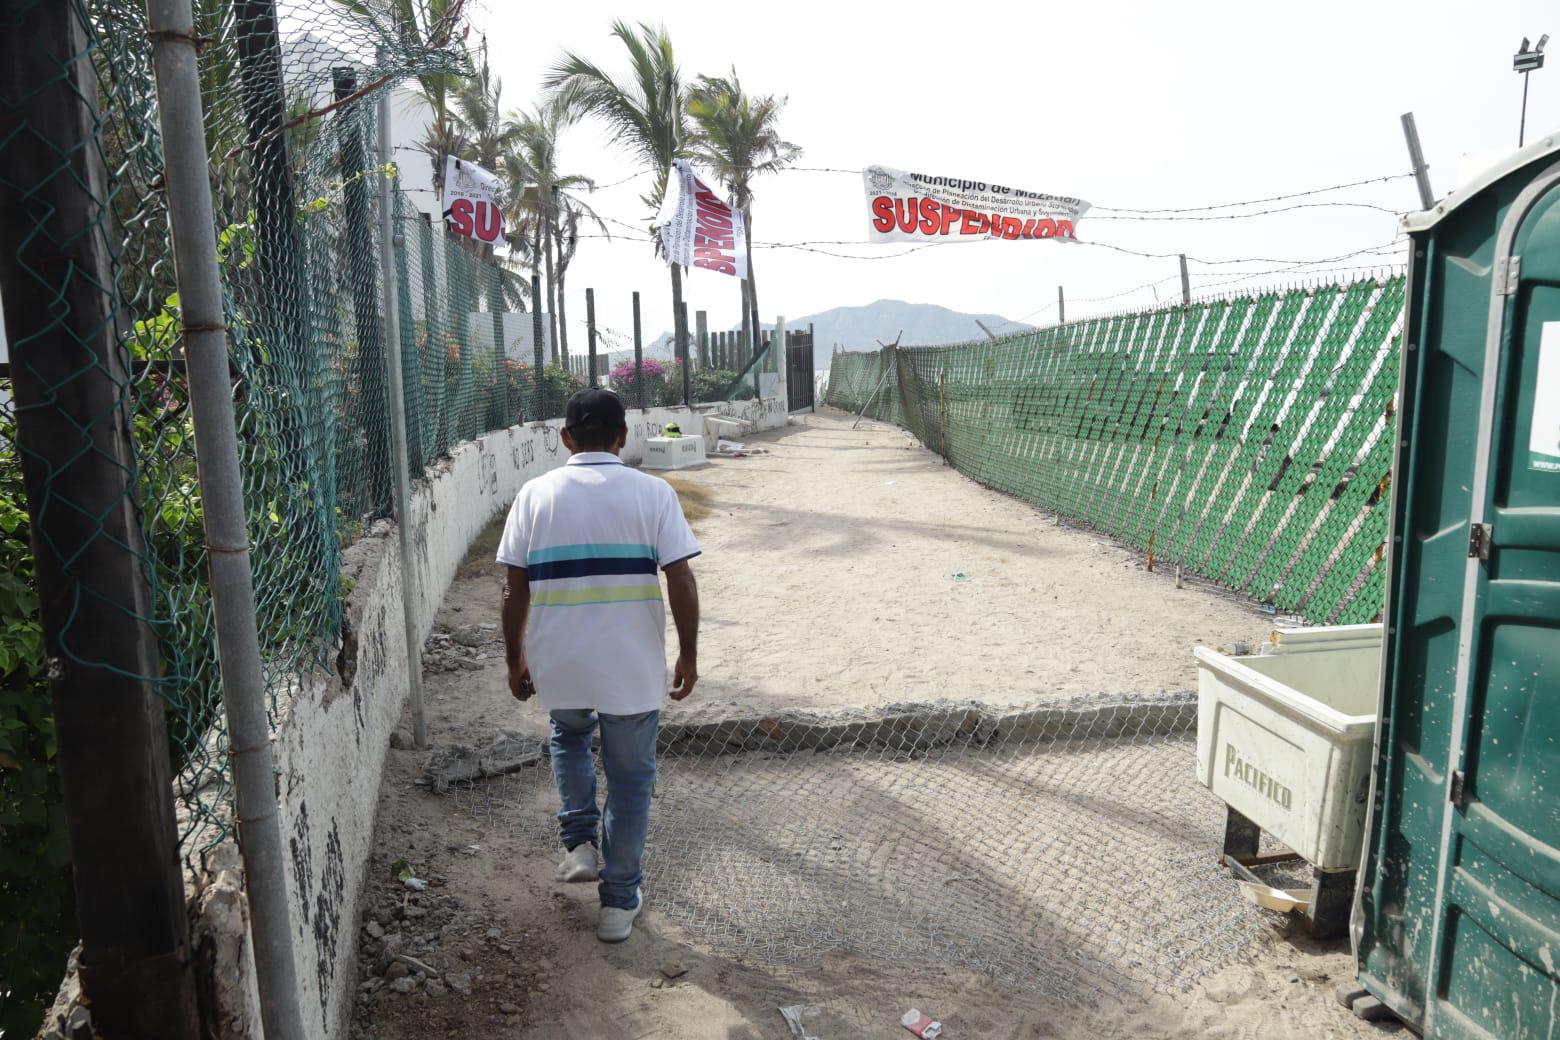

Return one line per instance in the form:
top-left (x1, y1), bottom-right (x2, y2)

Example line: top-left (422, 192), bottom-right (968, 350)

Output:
top-left (145, 0), bottom-right (306, 1036)
top-left (377, 57), bottom-right (427, 750)
top-left (740, 299), bottom-right (752, 370)
top-left (0, 5), bottom-right (200, 1034)
top-left (334, 66), bottom-right (391, 516)
top-left (632, 290), bottom-right (645, 411)
top-left (1178, 254), bottom-right (1191, 307)
top-left (677, 300), bottom-right (692, 408)
top-left (232, 0), bottom-right (328, 555)
top-left (392, 194), bottom-right (425, 470)
top-left (488, 262), bottom-right (506, 428)
top-left (1058, 285), bottom-right (1066, 324)
top-left (586, 287), bottom-right (598, 384)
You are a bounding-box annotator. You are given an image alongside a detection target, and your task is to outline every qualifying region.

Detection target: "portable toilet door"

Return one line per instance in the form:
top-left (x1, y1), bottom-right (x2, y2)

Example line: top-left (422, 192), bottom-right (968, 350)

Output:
top-left (1353, 136), bottom-right (1560, 1038)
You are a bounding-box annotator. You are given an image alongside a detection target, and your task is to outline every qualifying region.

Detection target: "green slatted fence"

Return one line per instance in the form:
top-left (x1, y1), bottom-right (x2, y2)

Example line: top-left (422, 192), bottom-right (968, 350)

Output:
top-left (826, 276), bottom-right (1405, 625)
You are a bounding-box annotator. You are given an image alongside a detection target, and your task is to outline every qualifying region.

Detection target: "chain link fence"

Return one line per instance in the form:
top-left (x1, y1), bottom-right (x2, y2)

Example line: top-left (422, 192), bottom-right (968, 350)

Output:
top-left (827, 276), bottom-right (1405, 625)
top-left (0, 1), bottom-right (622, 1024)
top-left (82, 0), bottom-right (500, 860)
top-left (0, 0), bottom-right (604, 855)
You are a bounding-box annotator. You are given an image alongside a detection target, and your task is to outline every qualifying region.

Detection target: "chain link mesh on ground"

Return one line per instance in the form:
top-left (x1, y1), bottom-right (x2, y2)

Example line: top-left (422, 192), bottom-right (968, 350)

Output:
top-left (454, 696), bottom-right (1271, 1004)
top-left (826, 275), bottom-right (1406, 626)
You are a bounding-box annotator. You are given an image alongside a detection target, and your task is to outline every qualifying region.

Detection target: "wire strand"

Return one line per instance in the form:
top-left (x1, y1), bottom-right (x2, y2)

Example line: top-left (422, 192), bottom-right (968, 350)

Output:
top-left (1091, 173), bottom-right (1416, 213)
top-left (1087, 200), bottom-right (1404, 222)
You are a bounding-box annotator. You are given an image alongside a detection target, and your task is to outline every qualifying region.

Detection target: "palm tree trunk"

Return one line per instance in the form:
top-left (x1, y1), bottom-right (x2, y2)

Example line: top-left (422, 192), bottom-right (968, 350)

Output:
top-left (744, 206), bottom-right (760, 352)
top-left (530, 217), bottom-right (542, 311)
top-left (556, 260), bottom-right (570, 361)
top-left (544, 209), bottom-right (559, 363)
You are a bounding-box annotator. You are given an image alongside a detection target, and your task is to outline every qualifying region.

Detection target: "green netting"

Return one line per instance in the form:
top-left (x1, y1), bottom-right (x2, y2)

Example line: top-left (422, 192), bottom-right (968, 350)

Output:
top-left (826, 276), bottom-right (1405, 625)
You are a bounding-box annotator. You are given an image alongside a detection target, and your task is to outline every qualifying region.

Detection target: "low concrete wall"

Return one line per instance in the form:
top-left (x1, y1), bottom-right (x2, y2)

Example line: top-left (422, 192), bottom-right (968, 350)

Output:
top-left (190, 398), bottom-right (786, 1039)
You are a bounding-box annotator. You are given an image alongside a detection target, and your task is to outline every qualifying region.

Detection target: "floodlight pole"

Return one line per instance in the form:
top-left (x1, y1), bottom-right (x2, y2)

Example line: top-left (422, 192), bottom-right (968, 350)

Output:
top-left (1514, 35), bottom-right (1548, 148)
top-left (1400, 112), bottom-right (1436, 211)
top-left (1520, 70), bottom-right (1531, 148)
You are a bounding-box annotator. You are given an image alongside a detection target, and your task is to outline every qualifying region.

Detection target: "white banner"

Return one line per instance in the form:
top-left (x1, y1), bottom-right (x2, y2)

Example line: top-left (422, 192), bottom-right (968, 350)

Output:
top-left (863, 165), bottom-right (1089, 243)
top-left (443, 155), bottom-right (506, 244)
top-left (657, 159), bottom-right (748, 279)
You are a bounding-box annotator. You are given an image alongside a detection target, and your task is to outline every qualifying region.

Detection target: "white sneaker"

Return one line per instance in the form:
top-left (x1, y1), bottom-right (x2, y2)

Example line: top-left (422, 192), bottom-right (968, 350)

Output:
top-left (555, 843), bottom-right (599, 883)
top-left (597, 889), bottom-right (643, 943)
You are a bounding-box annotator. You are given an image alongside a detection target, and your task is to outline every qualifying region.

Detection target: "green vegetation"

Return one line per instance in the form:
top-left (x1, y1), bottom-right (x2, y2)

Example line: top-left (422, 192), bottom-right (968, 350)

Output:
top-left (0, 409), bottom-right (74, 1039)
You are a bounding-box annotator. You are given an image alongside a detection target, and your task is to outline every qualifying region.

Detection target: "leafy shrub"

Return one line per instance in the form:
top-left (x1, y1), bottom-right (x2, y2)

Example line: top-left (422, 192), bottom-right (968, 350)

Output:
top-left (609, 356), bottom-right (667, 407)
top-left (0, 407), bottom-right (74, 1039)
top-left (539, 364), bottom-right (587, 419)
top-left (692, 367), bottom-right (755, 403)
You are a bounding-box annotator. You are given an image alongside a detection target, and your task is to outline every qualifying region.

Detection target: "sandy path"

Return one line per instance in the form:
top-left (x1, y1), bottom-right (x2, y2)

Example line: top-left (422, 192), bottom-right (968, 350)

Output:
top-left (346, 409), bottom-right (1392, 1040)
top-left (673, 410), bottom-right (1273, 719)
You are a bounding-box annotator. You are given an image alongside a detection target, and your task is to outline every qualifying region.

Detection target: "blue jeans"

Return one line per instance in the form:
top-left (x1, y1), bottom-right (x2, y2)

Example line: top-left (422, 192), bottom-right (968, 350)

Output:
top-left (548, 709), bottom-right (658, 910)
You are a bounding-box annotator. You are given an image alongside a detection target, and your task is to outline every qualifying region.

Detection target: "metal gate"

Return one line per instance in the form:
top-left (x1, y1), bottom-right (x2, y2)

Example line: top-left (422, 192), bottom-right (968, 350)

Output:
top-left (786, 325), bottom-right (815, 413)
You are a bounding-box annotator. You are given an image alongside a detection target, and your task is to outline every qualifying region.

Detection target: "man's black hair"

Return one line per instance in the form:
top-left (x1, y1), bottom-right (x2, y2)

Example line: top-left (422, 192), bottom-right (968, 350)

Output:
top-left (567, 421), bottom-right (623, 452)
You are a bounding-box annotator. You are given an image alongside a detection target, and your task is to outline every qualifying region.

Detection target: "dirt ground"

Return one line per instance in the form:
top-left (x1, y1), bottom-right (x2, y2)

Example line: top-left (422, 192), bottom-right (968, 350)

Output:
top-left (347, 409), bottom-right (1396, 1039)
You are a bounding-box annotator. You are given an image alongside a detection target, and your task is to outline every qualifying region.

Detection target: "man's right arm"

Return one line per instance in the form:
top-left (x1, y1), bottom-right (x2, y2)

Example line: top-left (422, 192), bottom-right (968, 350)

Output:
top-left (664, 560), bottom-right (699, 700)
top-left (501, 565), bottom-right (533, 701)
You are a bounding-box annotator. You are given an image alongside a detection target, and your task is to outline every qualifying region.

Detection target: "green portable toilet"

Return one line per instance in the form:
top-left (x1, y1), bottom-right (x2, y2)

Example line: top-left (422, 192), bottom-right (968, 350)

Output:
top-left (1352, 133), bottom-right (1560, 1037)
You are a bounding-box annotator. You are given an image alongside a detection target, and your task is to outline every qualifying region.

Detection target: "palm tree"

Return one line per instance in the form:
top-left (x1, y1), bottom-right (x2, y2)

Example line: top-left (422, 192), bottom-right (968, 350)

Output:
top-left (545, 21), bottom-right (690, 357)
top-left (549, 192), bottom-right (608, 360)
top-left (502, 102), bottom-right (604, 360)
top-left (411, 72), bottom-right (467, 197)
top-left (688, 70), bottom-right (801, 356)
top-left (454, 38), bottom-right (508, 171)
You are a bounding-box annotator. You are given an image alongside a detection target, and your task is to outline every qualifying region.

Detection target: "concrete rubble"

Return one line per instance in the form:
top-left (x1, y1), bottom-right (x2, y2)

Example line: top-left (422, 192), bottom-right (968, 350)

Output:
top-left (420, 622), bottom-right (501, 674)
top-left (349, 877), bottom-right (513, 1033)
top-left (422, 731), bottom-right (545, 794)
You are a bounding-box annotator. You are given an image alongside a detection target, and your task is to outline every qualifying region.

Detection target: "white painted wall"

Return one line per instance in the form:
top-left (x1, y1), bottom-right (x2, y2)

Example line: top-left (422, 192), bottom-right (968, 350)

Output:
top-left (192, 397), bottom-right (788, 1039)
top-left (388, 86), bottom-right (440, 224)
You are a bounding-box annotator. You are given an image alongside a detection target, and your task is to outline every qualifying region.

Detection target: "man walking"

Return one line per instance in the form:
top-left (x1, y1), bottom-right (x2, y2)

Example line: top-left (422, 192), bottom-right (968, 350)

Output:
top-left (496, 388), bottom-right (700, 942)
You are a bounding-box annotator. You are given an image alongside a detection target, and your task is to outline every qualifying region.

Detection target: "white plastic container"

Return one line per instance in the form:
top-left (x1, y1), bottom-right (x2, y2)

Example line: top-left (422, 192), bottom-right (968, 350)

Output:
top-left (642, 435), bottom-right (705, 470)
top-left (1195, 624), bottom-right (1381, 872)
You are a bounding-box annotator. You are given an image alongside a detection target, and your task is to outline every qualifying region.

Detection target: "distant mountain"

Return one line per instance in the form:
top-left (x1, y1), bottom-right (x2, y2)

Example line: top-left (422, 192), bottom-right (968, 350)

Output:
top-left (784, 300), bottom-right (1032, 370)
top-left (649, 300), bottom-right (1032, 371)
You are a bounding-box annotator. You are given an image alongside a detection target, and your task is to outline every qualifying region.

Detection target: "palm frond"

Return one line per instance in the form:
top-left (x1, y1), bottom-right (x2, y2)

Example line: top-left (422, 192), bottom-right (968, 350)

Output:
top-left (543, 21), bottom-right (688, 228)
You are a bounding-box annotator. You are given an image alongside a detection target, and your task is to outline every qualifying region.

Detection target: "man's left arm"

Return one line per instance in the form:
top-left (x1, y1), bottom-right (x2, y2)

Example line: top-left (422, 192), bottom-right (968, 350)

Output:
top-left (502, 564), bottom-right (533, 701)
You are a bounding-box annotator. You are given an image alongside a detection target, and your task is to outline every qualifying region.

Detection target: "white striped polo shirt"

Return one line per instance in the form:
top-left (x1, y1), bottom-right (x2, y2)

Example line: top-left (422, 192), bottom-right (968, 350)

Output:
top-left (495, 451), bottom-right (700, 714)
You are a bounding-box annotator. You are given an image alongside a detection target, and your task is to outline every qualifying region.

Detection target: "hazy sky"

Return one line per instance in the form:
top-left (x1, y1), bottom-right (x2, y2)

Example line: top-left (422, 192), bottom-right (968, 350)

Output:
top-left (467, 0), bottom-right (1559, 348)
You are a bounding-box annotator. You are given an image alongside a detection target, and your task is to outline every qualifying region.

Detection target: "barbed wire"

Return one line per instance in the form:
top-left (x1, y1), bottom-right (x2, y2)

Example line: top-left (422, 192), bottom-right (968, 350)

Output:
top-left (1087, 201), bottom-right (1404, 222)
top-left (751, 240), bottom-right (960, 260)
top-left (1092, 173), bottom-right (1416, 214)
top-left (1078, 240), bottom-right (1402, 267)
top-left (989, 254), bottom-right (1407, 329)
top-left (577, 218), bottom-right (1404, 269)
